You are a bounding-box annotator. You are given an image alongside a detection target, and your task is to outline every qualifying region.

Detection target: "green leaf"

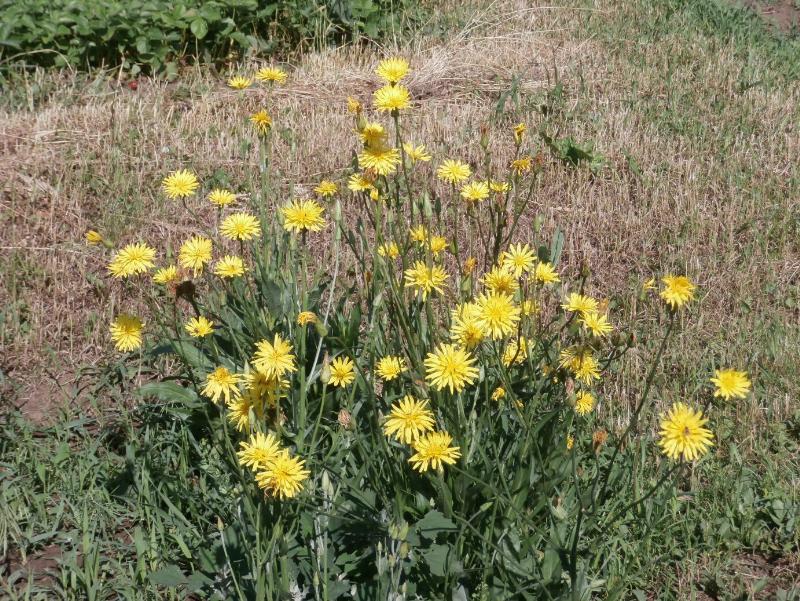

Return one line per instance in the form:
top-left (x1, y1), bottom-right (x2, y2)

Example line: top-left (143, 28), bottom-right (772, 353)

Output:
top-left (138, 381), bottom-right (199, 404)
top-left (148, 564), bottom-right (186, 587)
top-left (190, 18), bottom-right (208, 39)
top-left (415, 510), bottom-right (457, 540)
top-left (423, 543), bottom-right (457, 577)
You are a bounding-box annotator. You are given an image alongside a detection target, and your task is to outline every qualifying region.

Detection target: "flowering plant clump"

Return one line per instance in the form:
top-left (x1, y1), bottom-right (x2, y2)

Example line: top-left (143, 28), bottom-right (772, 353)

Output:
top-left (88, 58), bottom-right (751, 599)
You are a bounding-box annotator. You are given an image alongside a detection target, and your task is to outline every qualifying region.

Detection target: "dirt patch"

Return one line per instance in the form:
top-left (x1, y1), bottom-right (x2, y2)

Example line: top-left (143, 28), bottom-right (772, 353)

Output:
top-left (742, 0), bottom-right (800, 31)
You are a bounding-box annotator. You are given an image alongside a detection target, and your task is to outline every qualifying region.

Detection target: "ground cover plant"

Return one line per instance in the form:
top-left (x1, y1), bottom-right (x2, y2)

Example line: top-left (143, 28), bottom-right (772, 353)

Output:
top-left (1, 0), bottom-right (799, 598)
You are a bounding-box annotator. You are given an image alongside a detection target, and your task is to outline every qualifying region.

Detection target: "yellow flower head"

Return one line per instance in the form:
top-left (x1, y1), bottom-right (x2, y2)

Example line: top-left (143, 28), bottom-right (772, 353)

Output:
top-left (108, 243), bottom-right (156, 278)
top-left (250, 110), bottom-right (272, 136)
top-left (409, 225), bottom-right (428, 243)
top-left (513, 123), bottom-right (527, 144)
top-left (347, 96), bottom-right (363, 114)
top-left (153, 265), bottom-right (179, 285)
top-left (253, 334), bottom-right (296, 379)
top-left (402, 142), bottom-right (432, 162)
top-left (428, 235), bottom-right (448, 256)
top-left (297, 311), bottom-right (317, 326)
top-left (376, 57), bottom-right (410, 84)
top-left (348, 173), bottom-right (376, 193)
top-left (561, 293), bottom-right (598, 317)
top-left (404, 261), bottom-right (448, 300)
top-left (376, 356), bottom-right (407, 381)
top-left (179, 236), bottom-right (213, 276)
top-left (580, 311), bottom-right (613, 337)
top-left (373, 83), bottom-right (411, 112)
top-left (281, 199), bottom-right (326, 233)
top-left (502, 337), bottom-right (528, 366)
top-left (660, 275), bottom-right (696, 310)
top-left (710, 369), bottom-right (751, 400)
top-left (208, 188), bottom-right (237, 207)
top-left (424, 343), bottom-right (479, 394)
top-left (314, 180), bottom-right (338, 197)
top-left (185, 316), bottom-right (214, 338)
top-left (226, 391), bottom-right (265, 432)
top-left (511, 155), bottom-right (533, 175)
top-left (521, 298), bottom-right (539, 316)
top-left (463, 256), bottom-right (478, 275)
top-left (450, 302), bottom-right (486, 349)
top-left (566, 435), bottom-right (575, 450)
top-left (559, 346), bottom-right (601, 384)
top-left (255, 66), bottom-right (287, 84)
top-left (483, 265), bottom-right (519, 295)
top-left (658, 402), bottom-right (714, 462)
top-left (328, 356), bottom-right (356, 388)
top-left (245, 370), bottom-right (289, 406)
top-left (491, 387), bottom-right (506, 402)
top-left (358, 146), bottom-right (401, 176)
top-left (359, 122), bottom-right (388, 147)
top-left (460, 181), bottom-right (490, 203)
top-left (534, 262), bottom-right (560, 285)
top-left (475, 292), bottom-right (521, 340)
top-left (489, 180), bottom-right (509, 193)
top-left (437, 159), bottom-right (472, 184)
top-left (214, 255), bottom-right (246, 278)
top-left (378, 241), bottom-right (400, 260)
top-left (221, 212), bottom-right (261, 241)
top-left (202, 366), bottom-right (242, 404)
top-left (255, 450), bottom-right (310, 499)
top-left (383, 395), bottom-right (435, 444)
top-left (409, 431), bottom-right (461, 473)
top-left (574, 391), bottom-right (595, 416)
top-left (110, 314), bottom-right (143, 352)
top-left (162, 169), bottom-right (199, 199)
top-left (227, 75), bottom-right (252, 90)
top-left (501, 243), bottom-right (536, 277)
top-left (85, 230), bottom-right (103, 245)
top-left (237, 432), bottom-right (282, 470)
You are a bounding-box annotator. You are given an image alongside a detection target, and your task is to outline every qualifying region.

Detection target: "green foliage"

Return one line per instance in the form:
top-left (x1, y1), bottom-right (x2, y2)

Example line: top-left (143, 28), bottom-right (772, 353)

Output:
top-left (0, 0), bottom-right (426, 75)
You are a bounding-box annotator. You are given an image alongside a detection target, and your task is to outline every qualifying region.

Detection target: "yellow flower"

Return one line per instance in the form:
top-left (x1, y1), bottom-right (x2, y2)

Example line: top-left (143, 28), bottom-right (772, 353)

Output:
top-left (376, 356), bottom-right (407, 381)
top-left (475, 292), bottom-right (521, 339)
top-left (110, 314), bottom-right (143, 352)
top-left (403, 143), bottom-right (432, 162)
top-left (221, 213), bottom-right (261, 241)
top-left (710, 369), bottom-right (751, 400)
top-left (450, 302), bottom-right (486, 349)
top-left (383, 395), bottom-right (434, 444)
top-left (376, 57), bottom-right (410, 84)
top-left (409, 431), bottom-right (461, 473)
top-left (491, 387), bottom-right (506, 402)
top-left (373, 84), bottom-right (411, 112)
top-left (658, 402), bottom-right (714, 462)
top-left (185, 316), bottom-right (214, 338)
top-left (297, 311), bottom-right (317, 326)
top-left (347, 96), bottom-right (363, 114)
top-left (534, 262), bottom-right (560, 284)
top-left (226, 390), bottom-right (265, 432)
top-left (463, 256), bottom-right (478, 275)
top-left (250, 110), bottom-right (272, 135)
top-left (561, 293), bottom-right (598, 317)
top-left (281, 199), bottom-right (326, 233)
top-left (179, 236), bottom-right (213, 276)
top-left (521, 299), bottom-right (539, 316)
top-left (483, 265), bottom-right (519, 295)
top-left (358, 146), bottom-right (401, 176)
top-left (253, 334), bottom-right (296, 379)
top-left (85, 230), bottom-right (103, 245)
top-left (255, 66), bottom-right (287, 84)
top-left (328, 356), bottom-right (356, 387)
top-left (513, 122), bottom-right (526, 144)
top-left (255, 451), bottom-right (310, 499)
top-left (660, 275), bottom-right (696, 309)
top-left (162, 169), bottom-right (199, 199)
top-left (314, 180), bottom-right (338, 197)
top-left (566, 435), bottom-right (575, 450)
top-left (208, 188), bottom-right (237, 207)
top-left (237, 432), bottom-right (282, 470)
top-left (359, 122), bottom-right (388, 147)
top-left (511, 155), bottom-right (533, 175)
top-left (575, 391), bottom-right (595, 415)
top-left (580, 311), bottom-right (613, 337)
top-left (460, 181), bottom-right (490, 203)
top-left (108, 243), bottom-right (156, 278)
top-left (404, 261), bottom-right (448, 300)
top-left (502, 337), bottom-right (528, 366)
top-left (202, 366), bottom-right (242, 404)
top-left (348, 173), bottom-right (376, 192)
top-left (559, 346), bottom-right (601, 384)
top-left (153, 265), bottom-right (179, 285)
top-left (245, 370), bottom-right (289, 406)
top-left (428, 235), bottom-right (448, 256)
top-left (227, 75), bottom-right (252, 89)
top-left (424, 343), bottom-right (479, 393)
top-left (437, 159), bottom-right (472, 184)
top-left (489, 180), bottom-right (509, 193)
top-left (501, 243), bottom-right (536, 277)
top-left (642, 277), bottom-right (656, 292)
top-left (378, 241), bottom-right (400, 259)
top-left (409, 225), bottom-right (428, 242)
top-left (214, 255), bottom-right (246, 278)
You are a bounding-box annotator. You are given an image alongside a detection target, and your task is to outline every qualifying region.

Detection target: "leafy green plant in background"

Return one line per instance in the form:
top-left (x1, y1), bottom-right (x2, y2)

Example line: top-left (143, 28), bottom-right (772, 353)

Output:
top-left (0, 0), bottom-right (427, 75)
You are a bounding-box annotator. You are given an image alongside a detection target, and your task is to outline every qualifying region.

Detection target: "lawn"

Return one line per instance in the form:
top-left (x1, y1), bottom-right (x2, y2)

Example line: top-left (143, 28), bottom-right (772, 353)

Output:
top-left (1, 0), bottom-right (798, 598)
